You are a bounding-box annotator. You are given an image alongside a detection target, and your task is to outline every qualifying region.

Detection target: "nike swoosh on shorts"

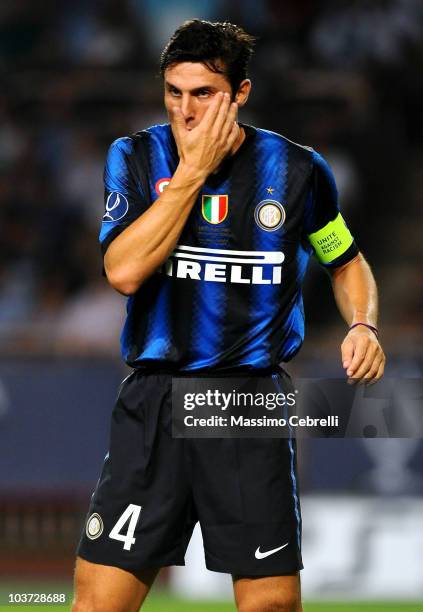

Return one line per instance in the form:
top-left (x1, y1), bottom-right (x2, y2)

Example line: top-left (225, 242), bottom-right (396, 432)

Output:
top-left (254, 542), bottom-right (289, 560)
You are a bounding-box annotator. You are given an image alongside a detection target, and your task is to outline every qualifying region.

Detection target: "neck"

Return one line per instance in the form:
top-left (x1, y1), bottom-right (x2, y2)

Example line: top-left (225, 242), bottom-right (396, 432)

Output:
top-left (230, 125), bottom-right (246, 156)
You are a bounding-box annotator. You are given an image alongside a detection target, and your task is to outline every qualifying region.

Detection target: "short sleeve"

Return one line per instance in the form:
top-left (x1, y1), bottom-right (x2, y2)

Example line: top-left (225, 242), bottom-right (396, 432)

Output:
top-left (99, 136), bottom-right (148, 256)
top-left (304, 150), bottom-right (359, 268)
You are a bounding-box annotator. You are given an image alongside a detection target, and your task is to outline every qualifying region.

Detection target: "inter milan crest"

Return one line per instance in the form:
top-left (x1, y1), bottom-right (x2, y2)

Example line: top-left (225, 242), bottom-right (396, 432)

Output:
top-left (86, 513), bottom-right (104, 540)
top-left (254, 200), bottom-right (286, 231)
top-left (202, 194), bottom-right (228, 225)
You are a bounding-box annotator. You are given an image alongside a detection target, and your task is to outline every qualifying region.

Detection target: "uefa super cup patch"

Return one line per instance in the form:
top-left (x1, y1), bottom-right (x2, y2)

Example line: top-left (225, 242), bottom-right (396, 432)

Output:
top-left (202, 194), bottom-right (228, 224)
top-left (86, 513), bottom-right (104, 540)
top-left (254, 200), bottom-right (286, 231)
top-left (103, 192), bottom-right (129, 222)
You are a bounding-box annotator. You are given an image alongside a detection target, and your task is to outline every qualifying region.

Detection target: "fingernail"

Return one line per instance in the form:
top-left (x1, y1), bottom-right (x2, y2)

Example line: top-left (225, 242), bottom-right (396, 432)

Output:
top-left (347, 370), bottom-right (353, 376)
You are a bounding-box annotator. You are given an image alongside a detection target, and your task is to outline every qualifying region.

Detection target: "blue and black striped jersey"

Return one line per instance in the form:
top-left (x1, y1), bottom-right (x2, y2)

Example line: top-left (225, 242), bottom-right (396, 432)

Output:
top-left (100, 123), bottom-right (358, 372)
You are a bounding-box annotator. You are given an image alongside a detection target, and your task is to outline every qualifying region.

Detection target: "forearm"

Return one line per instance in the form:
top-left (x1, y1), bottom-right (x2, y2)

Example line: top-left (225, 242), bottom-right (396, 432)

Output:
top-left (330, 253), bottom-right (379, 327)
top-left (104, 163), bottom-right (206, 294)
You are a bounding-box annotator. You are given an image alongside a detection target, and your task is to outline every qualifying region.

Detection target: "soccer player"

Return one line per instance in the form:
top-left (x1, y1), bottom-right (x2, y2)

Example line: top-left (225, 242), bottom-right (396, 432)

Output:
top-left (72, 20), bottom-right (385, 612)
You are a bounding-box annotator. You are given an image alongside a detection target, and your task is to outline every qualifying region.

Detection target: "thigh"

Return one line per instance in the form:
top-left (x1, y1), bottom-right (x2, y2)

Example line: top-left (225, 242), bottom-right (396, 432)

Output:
top-left (76, 372), bottom-right (197, 573)
top-left (233, 573), bottom-right (302, 612)
top-left (191, 436), bottom-right (302, 576)
top-left (72, 556), bottom-right (157, 612)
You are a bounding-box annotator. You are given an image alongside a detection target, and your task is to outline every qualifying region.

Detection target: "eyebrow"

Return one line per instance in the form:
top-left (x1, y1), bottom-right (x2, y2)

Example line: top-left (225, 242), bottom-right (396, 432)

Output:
top-left (165, 81), bottom-right (218, 94)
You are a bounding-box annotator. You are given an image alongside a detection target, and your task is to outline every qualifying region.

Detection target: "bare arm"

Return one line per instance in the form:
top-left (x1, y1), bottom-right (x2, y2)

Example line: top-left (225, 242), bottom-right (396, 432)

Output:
top-left (330, 252), bottom-right (386, 381)
top-left (104, 92), bottom-right (239, 295)
top-left (104, 164), bottom-right (205, 295)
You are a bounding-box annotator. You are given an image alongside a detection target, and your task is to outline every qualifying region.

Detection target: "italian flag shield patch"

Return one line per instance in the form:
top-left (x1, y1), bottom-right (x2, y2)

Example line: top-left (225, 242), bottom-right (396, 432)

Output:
top-left (202, 194), bottom-right (228, 224)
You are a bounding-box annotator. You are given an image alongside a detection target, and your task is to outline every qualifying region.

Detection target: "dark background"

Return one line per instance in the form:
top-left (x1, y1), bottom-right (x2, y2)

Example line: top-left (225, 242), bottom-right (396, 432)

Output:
top-left (0, 0), bottom-right (421, 584)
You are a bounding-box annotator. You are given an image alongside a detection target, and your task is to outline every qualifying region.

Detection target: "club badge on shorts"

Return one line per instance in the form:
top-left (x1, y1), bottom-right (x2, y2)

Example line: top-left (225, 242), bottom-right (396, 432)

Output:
top-left (254, 200), bottom-right (286, 231)
top-left (86, 513), bottom-right (104, 540)
top-left (202, 194), bottom-right (228, 224)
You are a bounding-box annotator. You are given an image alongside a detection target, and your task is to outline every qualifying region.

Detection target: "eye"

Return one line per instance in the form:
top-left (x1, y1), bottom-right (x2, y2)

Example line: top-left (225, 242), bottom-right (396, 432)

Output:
top-left (197, 89), bottom-right (211, 98)
top-left (168, 87), bottom-right (181, 97)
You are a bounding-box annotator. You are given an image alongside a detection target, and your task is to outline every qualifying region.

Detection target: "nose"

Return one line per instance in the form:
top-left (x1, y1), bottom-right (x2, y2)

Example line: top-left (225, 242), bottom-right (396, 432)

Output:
top-left (180, 94), bottom-right (195, 122)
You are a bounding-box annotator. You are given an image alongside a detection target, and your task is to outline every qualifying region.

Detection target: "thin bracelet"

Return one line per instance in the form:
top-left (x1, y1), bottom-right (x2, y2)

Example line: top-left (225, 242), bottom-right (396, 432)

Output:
top-left (349, 322), bottom-right (379, 339)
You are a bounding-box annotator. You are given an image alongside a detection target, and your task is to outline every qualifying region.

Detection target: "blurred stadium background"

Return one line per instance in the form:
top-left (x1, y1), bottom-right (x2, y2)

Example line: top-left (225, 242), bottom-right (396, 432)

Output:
top-left (0, 0), bottom-right (422, 609)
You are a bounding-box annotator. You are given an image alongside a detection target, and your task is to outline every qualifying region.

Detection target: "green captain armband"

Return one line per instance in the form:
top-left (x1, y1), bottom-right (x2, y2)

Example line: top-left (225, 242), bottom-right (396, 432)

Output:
top-left (307, 212), bottom-right (354, 265)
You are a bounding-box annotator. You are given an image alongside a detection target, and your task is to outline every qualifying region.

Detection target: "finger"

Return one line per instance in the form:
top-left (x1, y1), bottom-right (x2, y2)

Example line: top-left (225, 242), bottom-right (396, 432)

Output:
top-left (341, 337), bottom-right (355, 371)
top-left (349, 343), bottom-right (379, 381)
top-left (199, 91), bottom-right (225, 129)
top-left (212, 92), bottom-right (232, 135)
top-left (171, 106), bottom-right (186, 139)
top-left (366, 358), bottom-right (386, 385)
top-left (221, 102), bottom-right (238, 141)
top-left (225, 120), bottom-right (240, 151)
top-left (362, 353), bottom-right (384, 383)
top-left (347, 337), bottom-right (372, 377)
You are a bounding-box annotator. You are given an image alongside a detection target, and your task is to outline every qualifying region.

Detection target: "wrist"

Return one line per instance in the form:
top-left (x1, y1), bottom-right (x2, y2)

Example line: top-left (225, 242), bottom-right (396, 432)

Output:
top-left (349, 322), bottom-right (379, 339)
top-left (176, 161), bottom-right (208, 184)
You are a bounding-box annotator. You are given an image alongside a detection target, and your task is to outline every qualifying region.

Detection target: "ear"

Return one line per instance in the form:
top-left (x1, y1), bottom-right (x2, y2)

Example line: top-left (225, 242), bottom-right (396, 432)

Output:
top-left (235, 79), bottom-right (252, 107)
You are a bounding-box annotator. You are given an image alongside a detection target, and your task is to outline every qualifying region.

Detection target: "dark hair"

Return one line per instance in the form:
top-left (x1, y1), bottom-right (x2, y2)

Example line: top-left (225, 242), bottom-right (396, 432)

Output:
top-left (160, 19), bottom-right (256, 94)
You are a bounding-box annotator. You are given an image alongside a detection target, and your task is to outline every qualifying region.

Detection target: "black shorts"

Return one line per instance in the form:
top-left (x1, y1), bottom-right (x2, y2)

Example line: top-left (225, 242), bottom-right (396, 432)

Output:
top-left (77, 368), bottom-right (303, 576)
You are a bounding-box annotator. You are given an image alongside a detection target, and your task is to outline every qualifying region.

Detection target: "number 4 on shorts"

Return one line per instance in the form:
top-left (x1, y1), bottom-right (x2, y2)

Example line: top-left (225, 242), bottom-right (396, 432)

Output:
top-left (109, 504), bottom-right (142, 551)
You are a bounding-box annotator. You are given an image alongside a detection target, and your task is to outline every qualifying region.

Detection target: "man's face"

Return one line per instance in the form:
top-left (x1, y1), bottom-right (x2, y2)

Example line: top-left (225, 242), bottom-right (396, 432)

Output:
top-left (164, 61), bottom-right (234, 131)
